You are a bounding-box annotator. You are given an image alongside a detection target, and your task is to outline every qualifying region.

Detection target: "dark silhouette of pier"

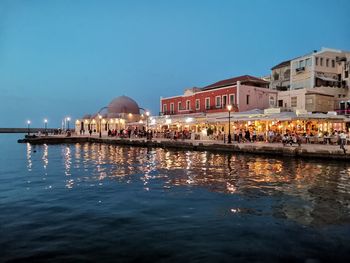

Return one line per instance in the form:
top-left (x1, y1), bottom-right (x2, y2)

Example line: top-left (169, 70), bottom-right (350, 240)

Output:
top-left (0, 128), bottom-right (58, 133)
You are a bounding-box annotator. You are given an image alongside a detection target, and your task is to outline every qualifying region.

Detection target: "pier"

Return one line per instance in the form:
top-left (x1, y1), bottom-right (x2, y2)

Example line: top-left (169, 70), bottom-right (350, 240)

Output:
top-left (0, 128), bottom-right (57, 133)
top-left (18, 135), bottom-right (350, 160)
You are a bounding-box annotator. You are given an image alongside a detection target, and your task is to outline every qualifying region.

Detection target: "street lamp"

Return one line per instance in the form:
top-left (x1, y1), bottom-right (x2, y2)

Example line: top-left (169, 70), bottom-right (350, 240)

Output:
top-left (44, 119), bottom-right (48, 134)
top-left (27, 120), bottom-right (31, 135)
top-left (227, 104), bottom-right (232, 143)
top-left (66, 117), bottom-right (71, 130)
top-left (98, 115), bottom-right (102, 138)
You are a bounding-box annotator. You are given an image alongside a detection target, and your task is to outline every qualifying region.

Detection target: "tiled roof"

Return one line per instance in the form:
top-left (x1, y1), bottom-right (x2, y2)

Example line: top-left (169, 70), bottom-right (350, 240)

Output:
top-left (271, 60), bottom-right (291, 70)
top-left (202, 75), bottom-right (268, 91)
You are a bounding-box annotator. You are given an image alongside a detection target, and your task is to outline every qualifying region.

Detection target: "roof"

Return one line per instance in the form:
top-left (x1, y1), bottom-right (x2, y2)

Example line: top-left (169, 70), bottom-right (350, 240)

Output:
top-left (305, 91), bottom-right (334, 97)
top-left (107, 96), bottom-right (140, 115)
top-left (271, 60), bottom-right (291, 70)
top-left (202, 75), bottom-right (268, 91)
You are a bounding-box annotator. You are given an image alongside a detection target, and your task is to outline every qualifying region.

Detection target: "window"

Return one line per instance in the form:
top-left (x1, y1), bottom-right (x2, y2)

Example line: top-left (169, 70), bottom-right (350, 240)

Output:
top-left (246, 95), bottom-right (250, 105)
top-left (178, 101), bottom-right (182, 111)
top-left (215, 96), bottom-right (221, 108)
top-left (186, 100), bottom-right (190, 110)
top-left (269, 96), bottom-right (275, 106)
top-left (284, 69), bottom-right (290, 79)
top-left (320, 57), bottom-right (323, 66)
top-left (315, 57), bottom-right (318, 66)
top-left (306, 58), bottom-right (311, 67)
top-left (299, 60), bottom-right (305, 68)
top-left (326, 58), bottom-right (329, 67)
top-left (170, 103), bottom-right (174, 113)
top-left (332, 60), bottom-right (335, 68)
top-left (273, 72), bottom-right (279, 80)
top-left (229, 94), bottom-right (235, 105)
top-left (222, 95), bottom-right (227, 107)
top-left (205, 98), bottom-right (210, 109)
top-left (195, 99), bottom-right (200, 110)
top-left (291, 96), bottom-right (297, 107)
top-left (278, 100), bottom-right (283, 107)
top-left (163, 104), bottom-right (167, 113)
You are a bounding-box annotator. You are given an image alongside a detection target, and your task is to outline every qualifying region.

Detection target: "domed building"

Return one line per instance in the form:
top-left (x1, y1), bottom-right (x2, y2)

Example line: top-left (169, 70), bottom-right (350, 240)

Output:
top-left (75, 96), bottom-right (146, 135)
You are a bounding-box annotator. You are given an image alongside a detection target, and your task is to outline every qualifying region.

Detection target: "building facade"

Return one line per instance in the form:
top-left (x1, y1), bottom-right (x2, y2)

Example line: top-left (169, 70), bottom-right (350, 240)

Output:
top-left (75, 96), bottom-right (144, 135)
top-left (290, 48), bottom-right (349, 96)
top-left (277, 89), bottom-right (334, 113)
top-left (270, 47), bottom-right (350, 113)
top-left (160, 75), bottom-right (277, 116)
top-left (270, 60), bottom-right (291, 91)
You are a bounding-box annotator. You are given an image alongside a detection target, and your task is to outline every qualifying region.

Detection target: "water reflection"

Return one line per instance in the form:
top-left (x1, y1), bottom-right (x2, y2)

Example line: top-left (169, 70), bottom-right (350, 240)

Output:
top-left (26, 143), bottom-right (32, 171)
top-left (27, 143), bottom-right (350, 226)
top-left (42, 144), bottom-right (48, 169)
top-left (63, 146), bottom-right (73, 188)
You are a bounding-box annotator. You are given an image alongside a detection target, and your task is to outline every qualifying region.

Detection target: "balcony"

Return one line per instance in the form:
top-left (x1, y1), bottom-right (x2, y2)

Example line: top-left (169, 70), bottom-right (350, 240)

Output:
top-left (295, 66), bottom-right (305, 73)
top-left (159, 105), bottom-right (238, 116)
top-left (335, 109), bottom-right (350, 115)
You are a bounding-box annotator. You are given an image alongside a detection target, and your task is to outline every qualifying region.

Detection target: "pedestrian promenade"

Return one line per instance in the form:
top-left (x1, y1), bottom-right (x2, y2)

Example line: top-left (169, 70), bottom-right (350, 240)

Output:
top-left (18, 134), bottom-right (350, 160)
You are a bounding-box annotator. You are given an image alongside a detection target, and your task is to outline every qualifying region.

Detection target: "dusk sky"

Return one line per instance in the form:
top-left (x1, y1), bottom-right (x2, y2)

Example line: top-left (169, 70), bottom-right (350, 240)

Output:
top-left (0, 0), bottom-right (349, 128)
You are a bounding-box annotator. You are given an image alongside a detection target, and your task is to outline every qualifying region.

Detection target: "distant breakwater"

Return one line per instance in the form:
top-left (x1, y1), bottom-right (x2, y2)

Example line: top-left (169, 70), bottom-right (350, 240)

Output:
top-left (17, 136), bottom-right (350, 161)
top-left (0, 128), bottom-right (58, 133)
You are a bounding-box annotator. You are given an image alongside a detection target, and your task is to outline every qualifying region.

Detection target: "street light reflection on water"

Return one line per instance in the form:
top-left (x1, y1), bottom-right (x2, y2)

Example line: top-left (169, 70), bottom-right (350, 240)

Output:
top-left (25, 142), bottom-right (350, 226)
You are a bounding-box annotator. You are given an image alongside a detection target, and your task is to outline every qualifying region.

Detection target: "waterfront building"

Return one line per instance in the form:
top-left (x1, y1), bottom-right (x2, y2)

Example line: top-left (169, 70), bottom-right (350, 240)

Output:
top-left (277, 89), bottom-right (334, 113)
top-left (75, 96), bottom-right (145, 135)
top-left (270, 60), bottom-right (291, 91)
top-left (270, 47), bottom-right (350, 114)
top-left (148, 107), bottom-right (348, 141)
top-left (157, 73), bottom-right (350, 140)
top-left (160, 75), bottom-right (277, 116)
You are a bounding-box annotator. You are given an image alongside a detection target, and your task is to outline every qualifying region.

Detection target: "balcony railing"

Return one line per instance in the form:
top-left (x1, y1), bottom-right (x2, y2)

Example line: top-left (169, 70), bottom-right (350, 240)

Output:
top-left (296, 66), bottom-right (305, 73)
top-left (159, 104), bottom-right (238, 116)
top-left (335, 109), bottom-right (350, 115)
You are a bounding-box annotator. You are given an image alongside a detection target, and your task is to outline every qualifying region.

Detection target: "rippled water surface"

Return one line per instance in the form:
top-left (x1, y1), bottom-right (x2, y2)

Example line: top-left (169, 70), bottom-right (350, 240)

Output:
top-left (1, 135), bottom-right (350, 262)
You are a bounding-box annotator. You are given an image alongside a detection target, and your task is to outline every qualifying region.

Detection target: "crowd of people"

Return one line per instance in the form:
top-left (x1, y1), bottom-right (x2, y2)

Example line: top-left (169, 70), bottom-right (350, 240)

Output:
top-left (78, 126), bottom-right (349, 151)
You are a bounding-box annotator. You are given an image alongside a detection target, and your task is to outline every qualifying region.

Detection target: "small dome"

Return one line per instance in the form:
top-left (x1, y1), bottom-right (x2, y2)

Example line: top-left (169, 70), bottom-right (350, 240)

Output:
top-left (108, 96), bottom-right (140, 115)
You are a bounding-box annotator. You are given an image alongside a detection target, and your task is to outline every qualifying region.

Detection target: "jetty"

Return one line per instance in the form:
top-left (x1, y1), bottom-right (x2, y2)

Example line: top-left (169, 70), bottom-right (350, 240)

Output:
top-left (17, 135), bottom-right (350, 160)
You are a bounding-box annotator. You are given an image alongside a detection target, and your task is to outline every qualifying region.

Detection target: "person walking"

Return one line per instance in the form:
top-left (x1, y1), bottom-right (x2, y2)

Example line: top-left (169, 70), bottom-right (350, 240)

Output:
top-left (245, 129), bottom-right (251, 142)
top-left (238, 130), bottom-right (243, 143)
top-left (339, 131), bottom-right (347, 154)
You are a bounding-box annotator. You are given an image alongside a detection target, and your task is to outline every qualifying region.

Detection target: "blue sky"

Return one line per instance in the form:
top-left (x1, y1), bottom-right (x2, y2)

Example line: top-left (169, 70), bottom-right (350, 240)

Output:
top-left (0, 0), bottom-right (349, 128)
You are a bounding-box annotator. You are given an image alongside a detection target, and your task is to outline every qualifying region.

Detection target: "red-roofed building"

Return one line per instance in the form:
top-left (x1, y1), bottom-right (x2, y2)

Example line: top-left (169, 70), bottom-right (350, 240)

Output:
top-left (160, 75), bottom-right (277, 116)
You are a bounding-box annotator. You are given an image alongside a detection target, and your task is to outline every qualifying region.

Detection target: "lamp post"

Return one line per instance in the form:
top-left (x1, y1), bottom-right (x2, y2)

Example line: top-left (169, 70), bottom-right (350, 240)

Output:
top-left (227, 104), bottom-right (232, 143)
top-left (27, 120), bottom-right (31, 135)
top-left (99, 115), bottom-right (102, 138)
top-left (44, 119), bottom-right (48, 134)
top-left (66, 117), bottom-right (71, 130)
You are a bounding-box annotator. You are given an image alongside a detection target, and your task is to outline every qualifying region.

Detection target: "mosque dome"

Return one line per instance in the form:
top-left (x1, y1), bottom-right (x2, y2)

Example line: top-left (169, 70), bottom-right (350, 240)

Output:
top-left (107, 96), bottom-right (140, 115)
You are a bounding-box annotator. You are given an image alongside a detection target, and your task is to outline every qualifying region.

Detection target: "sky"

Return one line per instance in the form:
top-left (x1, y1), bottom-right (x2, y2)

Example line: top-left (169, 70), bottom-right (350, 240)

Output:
top-left (0, 0), bottom-right (349, 128)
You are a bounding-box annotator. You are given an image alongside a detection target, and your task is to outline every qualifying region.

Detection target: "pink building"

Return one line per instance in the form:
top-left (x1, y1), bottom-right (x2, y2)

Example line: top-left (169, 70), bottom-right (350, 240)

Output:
top-left (160, 75), bottom-right (277, 115)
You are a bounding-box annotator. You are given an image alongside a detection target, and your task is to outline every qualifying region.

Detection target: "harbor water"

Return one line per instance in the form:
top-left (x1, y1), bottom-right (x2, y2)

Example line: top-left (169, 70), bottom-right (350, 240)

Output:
top-left (1, 134), bottom-right (350, 262)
